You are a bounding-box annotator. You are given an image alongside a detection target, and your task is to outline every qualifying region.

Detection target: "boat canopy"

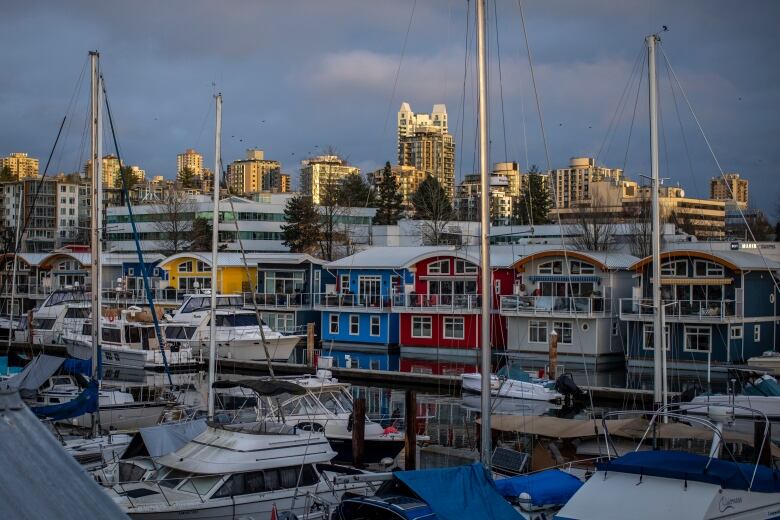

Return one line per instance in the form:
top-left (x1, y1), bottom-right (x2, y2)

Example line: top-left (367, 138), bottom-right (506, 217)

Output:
top-left (394, 463), bottom-right (521, 520)
top-left (494, 469), bottom-right (582, 507)
top-left (121, 419), bottom-right (208, 459)
top-left (212, 378), bottom-right (306, 396)
top-left (599, 451), bottom-right (780, 493)
top-left (7, 355), bottom-right (67, 399)
top-left (30, 379), bottom-right (98, 420)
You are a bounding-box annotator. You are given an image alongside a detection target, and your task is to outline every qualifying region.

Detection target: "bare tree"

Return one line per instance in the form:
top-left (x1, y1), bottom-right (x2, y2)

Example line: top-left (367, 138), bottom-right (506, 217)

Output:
top-left (570, 195), bottom-right (617, 251)
top-left (412, 175), bottom-right (456, 246)
top-left (153, 190), bottom-right (200, 254)
top-left (624, 194), bottom-right (653, 257)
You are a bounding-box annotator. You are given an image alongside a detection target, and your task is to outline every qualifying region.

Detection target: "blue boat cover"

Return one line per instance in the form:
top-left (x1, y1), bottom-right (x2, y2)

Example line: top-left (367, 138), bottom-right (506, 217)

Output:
top-left (30, 379), bottom-right (99, 421)
top-left (598, 451), bottom-right (780, 493)
top-left (62, 357), bottom-right (91, 376)
top-left (495, 469), bottom-right (582, 506)
top-left (395, 463), bottom-right (521, 520)
top-left (497, 365), bottom-right (531, 382)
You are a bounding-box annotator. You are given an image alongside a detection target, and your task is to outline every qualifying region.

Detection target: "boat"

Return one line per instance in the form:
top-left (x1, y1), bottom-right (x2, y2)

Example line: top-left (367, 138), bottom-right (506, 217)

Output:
top-left (216, 372), bottom-right (408, 464)
top-left (747, 351), bottom-right (780, 375)
top-left (29, 288), bottom-right (90, 345)
top-left (164, 294), bottom-right (301, 361)
top-left (680, 368), bottom-right (780, 421)
top-left (62, 432), bottom-right (134, 471)
top-left (461, 372), bottom-right (563, 402)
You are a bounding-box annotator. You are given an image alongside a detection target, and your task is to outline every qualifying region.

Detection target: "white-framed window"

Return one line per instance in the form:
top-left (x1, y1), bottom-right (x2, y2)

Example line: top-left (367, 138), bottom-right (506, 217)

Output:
top-left (370, 315), bottom-right (380, 337)
top-left (370, 360), bottom-right (381, 370)
top-left (494, 279), bottom-right (501, 294)
top-left (349, 315), bottom-right (360, 335)
top-left (153, 267), bottom-right (160, 277)
top-left (694, 260), bottom-right (724, 278)
top-left (754, 324), bottom-right (761, 342)
top-left (428, 259), bottom-right (450, 275)
top-left (179, 260), bottom-right (193, 273)
top-left (443, 317), bottom-right (465, 340)
top-left (730, 325), bottom-right (743, 339)
top-left (661, 259), bottom-right (688, 277)
top-left (538, 260), bottom-right (563, 274)
top-left (569, 261), bottom-right (595, 274)
top-left (684, 325), bottom-right (711, 352)
top-left (611, 321), bottom-right (619, 336)
top-left (529, 320), bottom-right (547, 343)
top-left (643, 323), bottom-right (671, 351)
top-left (127, 268), bottom-right (135, 276)
top-left (552, 321), bottom-right (572, 344)
top-left (454, 259), bottom-right (478, 274)
top-left (411, 316), bottom-right (432, 338)
top-left (329, 314), bottom-right (339, 335)
top-left (339, 274), bottom-right (350, 292)
top-left (411, 365), bottom-right (433, 375)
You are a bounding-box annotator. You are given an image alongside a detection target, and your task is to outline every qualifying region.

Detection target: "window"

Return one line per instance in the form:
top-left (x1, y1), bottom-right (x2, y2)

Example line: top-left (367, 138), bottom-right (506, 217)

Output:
top-left (411, 316), bottom-right (432, 338)
top-left (611, 321), bottom-right (619, 336)
top-left (339, 274), bottom-right (350, 292)
top-left (643, 323), bottom-right (671, 351)
top-left (329, 314), bottom-right (339, 334)
top-left (730, 325), bottom-right (743, 339)
top-left (529, 320), bottom-right (547, 343)
top-left (179, 260), bottom-right (193, 273)
top-left (494, 280), bottom-right (501, 294)
top-left (539, 261), bottom-right (563, 274)
top-left (349, 315), bottom-right (360, 335)
top-left (661, 259), bottom-right (687, 277)
top-left (454, 259), bottom-right (478, 274)
top-left (428, 259), bottom-right (450, 274)
top-left (569, 261), bottom-right (595, 274)
top-left (694, 260), bottom-right (724, 278)
top-left (264, 270), bottom-right (304, 294)
top-left (443, 317), bottom-right (465, 340)
top-left (552, 321), bottom-right (572, 344)
top-left (153, 268), bottom-right (160, 277)
top-left (196, 260), bottom-right (211, 272)
top-left (370, 315), bottom-right (380, 337)
top-left (411, 365), bottom-right (433, 374)
top-left (754, 324), bottom-right (761, 342)
top-left (370, 360), bottom-right (381, 370)
top-left (127, 268), bottom-right (134, 276)
top-left (684, 326), bottom-right (711, 352)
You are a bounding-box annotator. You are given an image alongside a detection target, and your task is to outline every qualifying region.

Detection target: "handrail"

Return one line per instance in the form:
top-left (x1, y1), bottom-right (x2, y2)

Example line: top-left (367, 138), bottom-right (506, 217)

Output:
top-left (500, 295), bottom-right (608, 315)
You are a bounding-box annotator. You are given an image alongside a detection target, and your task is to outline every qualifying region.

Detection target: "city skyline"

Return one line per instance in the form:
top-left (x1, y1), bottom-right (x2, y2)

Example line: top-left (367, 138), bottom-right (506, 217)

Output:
top-left (0, 1), bottom-right (777, 213)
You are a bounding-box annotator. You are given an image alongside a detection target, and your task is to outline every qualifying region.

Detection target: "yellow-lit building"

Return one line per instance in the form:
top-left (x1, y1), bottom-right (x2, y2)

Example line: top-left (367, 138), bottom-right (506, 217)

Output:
top-left (548, 156), bottom-right (624, 208)
top-left (367, 164), bottom-right (427, 210)
top-left (84, 154), bottom-right (122, 188)
top-left (0, 152), bottom-right (39, 179)
top-left (226, 149), bottom-right (282, 195)
top-left (300, 155), bottom-right (360, 204)
top-left (158, 252), bottom-right (254, 294)
top-left (177, 148), bottom-right (204, 179)
top-left (710, 172), bottom-right (748, 208)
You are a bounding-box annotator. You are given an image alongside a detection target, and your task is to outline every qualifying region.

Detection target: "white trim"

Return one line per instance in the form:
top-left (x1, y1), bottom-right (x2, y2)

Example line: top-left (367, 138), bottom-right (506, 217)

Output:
top-left (443, 316), bottom-right (465, 340)
top-left (411, 316), bottom-right (432, 338)
top-left (329, 314), bottom-right (339, 335)
top-left (349, 314), bottom-right (360, 336)
top-left (730, 325), bottom-right (743, 340)
top-left (683, 325), bottom-right (712, 353)
top-left (369, 315), bottom-right (381, 337)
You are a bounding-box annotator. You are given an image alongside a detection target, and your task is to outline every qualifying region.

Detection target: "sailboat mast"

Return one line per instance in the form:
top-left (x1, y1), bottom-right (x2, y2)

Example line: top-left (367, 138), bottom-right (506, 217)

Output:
top-left (647, 35), bottom-right (666, 408)
top-left (476, 0), bottom-right (492, 466)
top-left (207, 93), bottom-right (222, 420)
top-left (7, 189), bottom-right (23, 348)
top-left (89, 50), bottom-right (103, 384)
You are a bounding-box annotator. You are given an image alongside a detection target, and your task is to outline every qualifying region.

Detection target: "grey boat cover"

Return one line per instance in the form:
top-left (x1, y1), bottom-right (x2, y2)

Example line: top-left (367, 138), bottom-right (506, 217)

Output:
top-left (66, 341), bottom-right (92, 360)
top-left (121, 419), bottom-right (208, 459)
top-left (6, 355), bottom-right (65, 399)
top-left (212, 378), bottom-right (306, 396)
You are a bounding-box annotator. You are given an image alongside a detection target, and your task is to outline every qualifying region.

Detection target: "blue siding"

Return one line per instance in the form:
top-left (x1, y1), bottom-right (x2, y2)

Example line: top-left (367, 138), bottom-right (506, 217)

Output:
top-left (321, 311), bottom-right (398, 345)
top-left (743, 272), bottom-right (776, 317)
top-left (122, 260), bottom-right (165, 279)
top-left (327, 350), bottom-right (400, 371)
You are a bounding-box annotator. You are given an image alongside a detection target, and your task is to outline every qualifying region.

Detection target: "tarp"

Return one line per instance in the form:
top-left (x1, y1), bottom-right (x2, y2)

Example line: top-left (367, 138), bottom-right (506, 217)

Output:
top-left (495, 469), bottom-right (582, 507)
top-left (6, 354), bottom-right (65, 399)
top-left (122, 419), bottom-right (208, 459)
top-left (395, 463), bottom-right (521, 520)
top-left (30, 379), bottom-right (98, 421)
top-left (598, 450), bottom-right (780, 493)
top-left (496, 365), bottom-right (532, 382)
top-left (212, 378), bottom-right (306, 396)
top-left (62, 357), bottom-right (91, 375)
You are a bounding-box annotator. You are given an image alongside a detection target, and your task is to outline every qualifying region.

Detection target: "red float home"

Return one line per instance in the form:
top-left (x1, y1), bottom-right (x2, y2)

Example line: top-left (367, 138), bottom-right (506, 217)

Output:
top-left (393, 247), bottom-right (516, 375)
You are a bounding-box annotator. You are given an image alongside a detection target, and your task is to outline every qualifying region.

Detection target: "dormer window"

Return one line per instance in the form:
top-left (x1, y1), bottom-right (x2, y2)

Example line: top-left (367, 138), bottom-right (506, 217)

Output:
top-left (196, 260), bottom-right (211, 272)
top-left (660, 259), bottom-right (687, 277)
top-left (693, 260), bottom-right (724, 277)
top-left (570, 261), bottom-right (595, 274)
top-left (538, 260), bottom-right (563, 274)
top-left (428, 259), bottom-right (450, 275)
top-left (179, 261), bottom-right (193, 273)
top-left (454, 259), bottom-right (478, 275)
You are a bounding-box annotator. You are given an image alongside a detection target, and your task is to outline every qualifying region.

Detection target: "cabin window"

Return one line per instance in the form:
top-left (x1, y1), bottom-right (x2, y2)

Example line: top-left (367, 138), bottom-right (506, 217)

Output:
top-left (730, 325), bottom-right (743, 339)
top-left (443, 317), bottom-right (464, 340)
top-left (179, 261), bottom-right (193, 273)
top-left (370, 315), bottom-right (381, 337)
top-left (159, 469), bottom-right (189, 489)
top-left (349, 315), bottom-right (360, 335)
top-left (411, 316), bottom-right (432, 338)
top-left (264, 270), bottom-right (305, 294)
top-left (181, 297), bottom-right (208, 313)
top-left (212, 466), bottom-right (319, 497)
top-left (754, 324), bottom-right (761, 342)
top-left (454, 259), bottom-right (478, 274)
top-left (126, 326), bottom-right (141, 343)
top-left (179, 475), bottom-right (221, 496)
top-left (643, 323), bottom-right (671, 351)
top-left (329, 314), bottom-right (339, 335)
top-left (529, 320), bottom-right (547, 343)
top-left (102, 328), bottom-right (122, 343)
top-left (339, 274), bottom-right (350, 292)
top-left (684, 326), bottom-right (711, 352)
top-left (65, 307), bottom-right (89, 319)
top-left (196, 260), bottom-right (211, 272)
top-left (552, 321), bottom-right (573, 344)
top-left (216, 314), bottom-right (259, 327)
top-left (538, 261), bottom-right (563, 274)
top-left (694, 260), bottom-right (724, 278)
top-left (661, 259), bottom-right (687, 277)
top-left (428, 259), bottom-right (450, 275)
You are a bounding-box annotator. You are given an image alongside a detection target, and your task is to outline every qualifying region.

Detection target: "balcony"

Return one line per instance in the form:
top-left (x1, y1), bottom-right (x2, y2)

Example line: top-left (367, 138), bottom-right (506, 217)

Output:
top-left (314, 293), bottom-right (390, 312)
top-left (619, 298), bottom-right (740, 321)
top-left (392, 293), bottom-right (482, 313)
top-left (500, 295), bottom-right (609, 317)
top-left (243, 292), bottom-right (312, 309)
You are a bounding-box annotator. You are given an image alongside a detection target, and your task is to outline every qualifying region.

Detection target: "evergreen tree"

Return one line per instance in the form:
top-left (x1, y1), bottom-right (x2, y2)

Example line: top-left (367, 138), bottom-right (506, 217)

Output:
top-left (514, 165), bottom-right (551, 225)
top-left (411, 175), bottom-right (455, 245)
top-left (116, 166), bottom-right (140, 189)
top-left (190, 217), bottom-right (212, 251)
top-left (178, 166), bottom-right (201, 190)
top-left (373, 162), bottom-right (405, 225)
top-left (338, 173), bottom-right (375, 207)
top-left (281, 194), bottom-right (321, 254)
top-left (0, 166), bottom-right (16, 182)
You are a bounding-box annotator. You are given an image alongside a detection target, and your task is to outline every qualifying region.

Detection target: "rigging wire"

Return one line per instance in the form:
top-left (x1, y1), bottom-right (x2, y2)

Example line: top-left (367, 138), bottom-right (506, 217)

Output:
top-left (382, 0), bottom-right (418, 139)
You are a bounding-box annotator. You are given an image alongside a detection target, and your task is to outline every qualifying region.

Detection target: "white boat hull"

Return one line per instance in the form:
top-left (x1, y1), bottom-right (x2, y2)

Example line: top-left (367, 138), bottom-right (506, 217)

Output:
top-left (680, 395), bottom-right (780, 420)
top-left (461, 373), bottom-right (561, 402)
top-left (62, 402), bottom-right (167, 431)
top-left (196, 335), bottom-right (300, 361)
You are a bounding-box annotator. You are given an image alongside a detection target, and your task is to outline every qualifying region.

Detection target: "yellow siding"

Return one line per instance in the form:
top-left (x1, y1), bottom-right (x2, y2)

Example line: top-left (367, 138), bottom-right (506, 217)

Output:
top-left (161, 257), bottom-right (253, 294)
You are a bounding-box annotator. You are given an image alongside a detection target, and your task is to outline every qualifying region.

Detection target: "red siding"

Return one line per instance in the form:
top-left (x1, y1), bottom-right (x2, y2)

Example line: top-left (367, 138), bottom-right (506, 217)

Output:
top-left (400, 358), bottom-right (479, 375)
top-left (399, 314), bottom-right (507, 349)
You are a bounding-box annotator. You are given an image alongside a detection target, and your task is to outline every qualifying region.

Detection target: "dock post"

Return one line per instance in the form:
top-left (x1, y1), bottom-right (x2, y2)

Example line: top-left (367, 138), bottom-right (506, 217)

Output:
top-left (404, 390), bottom-right (417, 470)
top-left (548, 330), bottom-right (558, 379)
top-left (306, 322), bottom-right (315, 367)
top-left (27, 309), bottom-right (33, 347)
top-left (754, 420), bottom-right (772, 467)
top-left (352, 397), bottom-right (366, 469)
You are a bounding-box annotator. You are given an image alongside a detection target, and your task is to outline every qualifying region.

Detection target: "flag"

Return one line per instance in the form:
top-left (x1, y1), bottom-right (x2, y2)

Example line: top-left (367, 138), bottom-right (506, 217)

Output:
top-left (270, 504), bottom-right (278, 520)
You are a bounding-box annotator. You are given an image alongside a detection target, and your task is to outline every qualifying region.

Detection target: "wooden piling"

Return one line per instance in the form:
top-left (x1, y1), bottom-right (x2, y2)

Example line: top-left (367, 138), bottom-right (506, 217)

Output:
top-left (548, 329), bottom-right (558, 379)
top-left (352, 397), bottom-right (366, 469)
top-left (404, 390), bottom-right (417, 470)
top-left (306, 323), bottom-right (315, 367)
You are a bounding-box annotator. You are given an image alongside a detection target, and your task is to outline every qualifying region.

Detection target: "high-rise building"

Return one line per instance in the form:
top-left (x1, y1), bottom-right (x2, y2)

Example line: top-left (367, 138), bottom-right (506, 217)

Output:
top-left (128, 165), bottom-right (146, 183)
top-left (455, 165), bottom-right (519, 224)
top-left (266, 171), bottom-right (291, 193)
top-left (176, 148), bottom-right (204, 179)
top-left (226, 149), bottom-right (282, 195)
top-left (710, 173), bottom-right (748, 208)
top-left (84, 154), bottom-right (123, 189)
top-left (300, 155), bottom-right (360, 204)
top-left (0, 152), bottom-right (39, 179)
top-left (397, 103), bottom-right (455, 199)
top-left (548, 157), bottom-right (624, 208)
top-left (367, 164), bottom-right (427, 210)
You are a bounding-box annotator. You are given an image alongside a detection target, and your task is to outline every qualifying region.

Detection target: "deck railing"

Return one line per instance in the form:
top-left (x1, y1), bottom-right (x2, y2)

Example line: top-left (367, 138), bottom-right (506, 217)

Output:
top-left (243, 292), bottom-right (312, 309)
top-left (313, 292), bottom-right (390, 310)
top-left (499, 295), bottom-right (609, 316)
top-left (619, 298), bottom-right (738, 320)
top-left (392, 293), bottom-right (481, 312)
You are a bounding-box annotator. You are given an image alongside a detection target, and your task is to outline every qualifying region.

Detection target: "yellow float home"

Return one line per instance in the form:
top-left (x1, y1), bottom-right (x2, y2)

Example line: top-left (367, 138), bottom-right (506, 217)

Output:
top-left (158, 252), bottom-right (257, 296)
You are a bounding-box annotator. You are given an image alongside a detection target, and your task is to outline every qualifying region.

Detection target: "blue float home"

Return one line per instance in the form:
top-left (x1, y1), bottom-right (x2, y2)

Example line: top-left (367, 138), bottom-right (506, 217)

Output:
top-left (621, 249), bottom-right (780, 373)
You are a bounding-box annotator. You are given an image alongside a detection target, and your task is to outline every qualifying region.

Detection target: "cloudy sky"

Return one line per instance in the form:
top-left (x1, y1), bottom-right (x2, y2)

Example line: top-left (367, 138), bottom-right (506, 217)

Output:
top-left (1, 0), bottom-right (778, 213)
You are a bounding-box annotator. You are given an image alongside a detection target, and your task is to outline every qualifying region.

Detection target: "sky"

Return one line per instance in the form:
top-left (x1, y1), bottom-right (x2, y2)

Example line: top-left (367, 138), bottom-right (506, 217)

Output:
top-left (1, 0), bottom-right (778, 214)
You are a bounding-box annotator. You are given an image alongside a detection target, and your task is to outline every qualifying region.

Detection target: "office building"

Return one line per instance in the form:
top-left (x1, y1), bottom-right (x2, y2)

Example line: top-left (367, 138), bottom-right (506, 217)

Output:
top-left (300, 155), bottom-right (360, 204)
top-left (0, 152), bottom-right (39, 179)
top-left (397, 103), bottom-right (455, 199)
top-left (710, 173), bottom-right (748, 208)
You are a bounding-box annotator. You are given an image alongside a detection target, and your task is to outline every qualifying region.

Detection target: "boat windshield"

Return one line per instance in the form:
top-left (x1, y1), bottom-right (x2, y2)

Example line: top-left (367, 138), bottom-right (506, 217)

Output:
top-left (319, 391), bottom-right (352, 414)
top-left (216, 314), bottom-right (259, 327)
top-left (165, 326), bottom-right (197, 339)
top-left (158, 468), bottom-right (189, 488)
top-left (281, 395), bottom-right (322, 416)
top-left (180, 295), bottom-right (243, 313)
top-left (177, 474), bottom-right (222, 496)
top-left (45, 290), bottom-right (87, 307)
top-left (64, 307), bottom-right (90, 319)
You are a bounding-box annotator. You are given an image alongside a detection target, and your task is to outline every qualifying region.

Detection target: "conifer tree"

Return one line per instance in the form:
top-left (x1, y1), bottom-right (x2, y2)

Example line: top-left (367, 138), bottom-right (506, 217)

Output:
top-left (373, 162), bottom-right (405, 225)
top-left (514, 165), bottom-right (552, 225)
top-left (281, 194), bottom-right (321, 254)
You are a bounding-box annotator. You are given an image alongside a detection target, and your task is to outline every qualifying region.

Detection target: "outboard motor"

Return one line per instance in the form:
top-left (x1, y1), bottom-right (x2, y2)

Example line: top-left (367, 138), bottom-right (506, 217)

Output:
top-left (555, 373), bottom-right (587, 404)
top-left (680, 382), bottom-right (703, 403)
